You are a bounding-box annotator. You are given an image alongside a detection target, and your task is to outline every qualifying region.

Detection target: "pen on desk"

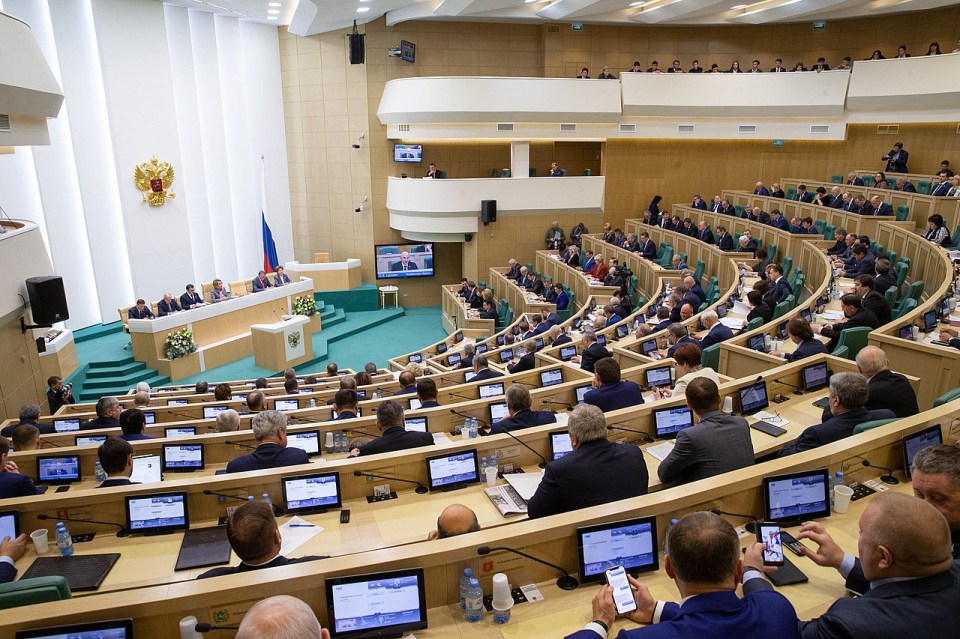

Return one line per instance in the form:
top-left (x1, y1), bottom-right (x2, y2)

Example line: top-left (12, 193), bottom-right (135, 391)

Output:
top-left (288, 524), bottom-right (316, 528)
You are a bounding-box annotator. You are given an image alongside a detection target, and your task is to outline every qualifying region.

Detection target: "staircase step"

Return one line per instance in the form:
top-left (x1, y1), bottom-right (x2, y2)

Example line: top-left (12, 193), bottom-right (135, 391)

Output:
top-left (322, 308), bottom-right (347, 328)
top-left (87, 356), bottom-right (136, 369)
top-left (81, 369), bottom-right (161, 391)
top-left (85, 361), bottom-right (147, 379)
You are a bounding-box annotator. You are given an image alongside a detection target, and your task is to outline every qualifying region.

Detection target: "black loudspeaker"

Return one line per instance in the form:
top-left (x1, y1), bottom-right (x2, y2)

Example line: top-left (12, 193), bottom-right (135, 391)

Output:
top-left (349, 33), bottom-right (365, 65)
top-left (36, 337), bottom-right (46, 354)
top-left (25, 276), bottom-right (69, 325)
top-left (481, 200), bottom-right (497, 225)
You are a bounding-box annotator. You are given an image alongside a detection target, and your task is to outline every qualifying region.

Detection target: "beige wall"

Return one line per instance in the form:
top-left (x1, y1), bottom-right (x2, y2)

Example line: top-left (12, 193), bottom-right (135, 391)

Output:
top-left (0, 312), bottom-right (47, 418)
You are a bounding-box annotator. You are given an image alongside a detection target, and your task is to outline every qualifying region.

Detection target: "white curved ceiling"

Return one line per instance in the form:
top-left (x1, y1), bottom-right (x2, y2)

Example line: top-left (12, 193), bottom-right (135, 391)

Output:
top-left (288, 0), bottom-right (959, 35)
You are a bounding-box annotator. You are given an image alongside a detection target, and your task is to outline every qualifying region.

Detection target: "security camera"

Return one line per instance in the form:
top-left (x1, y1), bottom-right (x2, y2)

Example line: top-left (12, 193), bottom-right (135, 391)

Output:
top-left (352, 133), bottom-right (366, 149)
top-left (355, 196), bottom-right (368, 213)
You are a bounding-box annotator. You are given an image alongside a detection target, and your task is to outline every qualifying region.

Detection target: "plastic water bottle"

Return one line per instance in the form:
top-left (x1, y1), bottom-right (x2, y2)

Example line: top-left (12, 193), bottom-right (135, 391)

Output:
top-left (480, 457), bottom-right (488, 473)
top-left (469, 417), bottom-right (478, 439)
top-left (490, 456), bottom-right (498, 474)
top-left (94, 461), bottom-right (107, 484)
top-left (262, 493), bottom-right (274, 511)
top-left (459, 567), bottom-right (473, 609)
top-left (374, 389), bottom-right (382, 399)
top-left (464, 577), bottom-right (484, 622)
top-left (663, 518), bottom-right (679, 556)
top-left (56, 523), bottom-right (74, 557)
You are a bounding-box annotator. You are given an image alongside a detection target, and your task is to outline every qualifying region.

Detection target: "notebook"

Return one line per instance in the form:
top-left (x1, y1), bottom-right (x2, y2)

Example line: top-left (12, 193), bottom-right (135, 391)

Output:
top-left (22, 553), bottom-right (120, 592)
top-left (174, 526), bottom-right (232, 571)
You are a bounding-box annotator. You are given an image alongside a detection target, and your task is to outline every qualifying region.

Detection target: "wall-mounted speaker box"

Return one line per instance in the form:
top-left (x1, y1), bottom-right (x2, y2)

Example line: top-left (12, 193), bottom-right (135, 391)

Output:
top-left (481, 200), bottom-right (497, 225)
top-left (36, 337), bottom-right (46, 354)
top-left (349, 33), bottom-right (365, 65)
top-left (25, 276), bottom-right (69, 325)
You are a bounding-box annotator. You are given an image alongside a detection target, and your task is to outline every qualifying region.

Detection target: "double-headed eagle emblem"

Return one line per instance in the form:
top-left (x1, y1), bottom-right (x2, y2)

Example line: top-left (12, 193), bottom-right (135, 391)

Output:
top-left (134, 156), bottom-right (176, 206)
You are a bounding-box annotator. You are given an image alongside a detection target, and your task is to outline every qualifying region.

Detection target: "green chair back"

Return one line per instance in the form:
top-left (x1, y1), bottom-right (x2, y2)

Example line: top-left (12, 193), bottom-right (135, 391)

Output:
top-left (813, 219), bottom-right (826, 235)
top-left (529, 167), bottom-right (537, 177)
top-left (893, 297), bottom-right (917, 320)
top-left (491, 168), bottom-right (500, 178)
top-left (657, 246), bottom-right (674, 268)
top-left (853, 418), bottom-right (898, 435)
top-left (902, 280), bottom-right (924, 303)
top-left (831, 175), bottom-right (843, 184)
top-left (833, 327), bottom-right (871, 359)
top-left (501, 168), bottom-right (510, 177)
top-left (697, 301), bottom-right (708, 313)
top-left (772, 300), bottom-right (790, 321)
top-left (823, 224), bottom-right (835, 240)
top-left (786, 188), bottom-right (797, 200)
top-left (933, 388), bottom-right (960, 407)
top-left (745, 316), bottom-right (764, 331)
top-left (894, 262), bottom-right (909, 288)
top-left (767, 243), bottom-right (777, 262)
top-left (917, 180), bottom-right (932, 195)
top-left (895, 205), bottom-right (909, 222)
top-left (559, 169), bottom-right (567, 177)
top-left (832, 345), bottom-right (849, 359)
top-left (884, 287), bottom-right (898, 306)
top-left (701, 343), bottom-right (721, 371)
top-left (0, 576), bottom-right (71, 610)
top-left (862, 175), bottom-right (874, 187)
top-left (781, 256), bottom-right (793, 280)
top-left (784, 293), bottom-right (796, 310)
top-left (583, 169), bottom-right (592, 176)
top-left (694, 260), bottom-right (706, 283)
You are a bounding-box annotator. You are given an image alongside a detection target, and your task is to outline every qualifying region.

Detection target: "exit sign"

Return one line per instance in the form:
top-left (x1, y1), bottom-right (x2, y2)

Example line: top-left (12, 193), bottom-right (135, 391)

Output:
top-left (772, 139), bottom-right (785, 147)
top-left (812, 21), bottom-right (826, 29)
top-left (572, 23), bottom-right (583, 30)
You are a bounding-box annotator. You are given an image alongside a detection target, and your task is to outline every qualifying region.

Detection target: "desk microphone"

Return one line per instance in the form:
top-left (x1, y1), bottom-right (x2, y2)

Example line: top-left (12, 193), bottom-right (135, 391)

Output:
top-left (202, 489), bottom-right (253, 503)
top-left (772, 376), bottom-right (804, 396)
top-left (450, 408), bottom-right (489, 431)
top-left (166, 409), bottom-right (200, 422)
top-left (447, 391), bottom-right (474, 401)
top-left (224, 440), bottom-right (257, 450)
top-left (37, 513), bottom-right (128, 537)
top-left (440, 376), bottom-right (463, 386)
top-left (608, 424), bottom-right (654, 443)
top-left (541, 399), bottom-right (573, 411)
top-left (195, 623), bottom-right (240, 633)
top-left (353, 470), bottom-right (428, 494)
top-left (861, 459), bottom-right (900, 485)
top-left (272, 309), bottom-right (283, 322)
top-left (493, 428), bottom-right (547, 468)
top-left (287, 413), bottom-right (317, 424)
top-left (710, 507), bottom-right (759, 534)
top-left (39, 438), bottom-right (62, 448)
top-left (477, 546), bottom-right (578, 591)
top-left (340, 428), bottom-right (379, 439)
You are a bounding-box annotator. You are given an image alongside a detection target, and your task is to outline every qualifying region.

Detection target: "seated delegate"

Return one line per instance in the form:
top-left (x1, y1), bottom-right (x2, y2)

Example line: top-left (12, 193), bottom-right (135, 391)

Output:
top-left (490, 384), bottom-right (556, 434)
top-left (226, 410), bottom-right (310, 473)
top-left (583, 357), bottom-right (644, 412)
top-left (353, 400), bottom-right (433, 456)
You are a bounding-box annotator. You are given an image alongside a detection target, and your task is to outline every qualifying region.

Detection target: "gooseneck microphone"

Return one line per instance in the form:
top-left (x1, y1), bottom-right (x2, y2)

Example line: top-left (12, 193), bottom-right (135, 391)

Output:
top-left (37, 513), bottom-right (128, 538)
top-left (353, 470), bottom-right (428, 494)
top-left (541, 399), bottom-right (574, 411)
top-left (39, 438), bottom-right (62, 448)
top-left (447, 391), bottom-right (474, 401)
top-left (710, 507), bottom-right (759, 534)
top-left (224, 440), bottom-right (257, 450)
top-left (862, 459), bottom-right (900, 485)
top-left (477, 545), bottom-right (578, 591)
top-left (202, 489), bottom-right (253, 503)
top-left (608, 423), bottom-right (654, 443)
top-left (195, 623), bottom-right (240, 633)
top-left (450, 408), bottom-right (489, 430)
top-left (495, 428), bottom-right (547, 468)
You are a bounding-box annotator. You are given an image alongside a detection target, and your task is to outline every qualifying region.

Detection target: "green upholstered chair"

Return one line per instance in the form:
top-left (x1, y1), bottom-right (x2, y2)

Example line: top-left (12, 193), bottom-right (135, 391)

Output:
top-left (852, 418), bottom-right (898, 435)
top-left (933, 388), bottom-right (960, 407)
top-left (701, 343), bottom-right (721, 372)
top-left (0, 576), bottom-right (71, 610)
top-left (833, 327), bottom-right (871, 359)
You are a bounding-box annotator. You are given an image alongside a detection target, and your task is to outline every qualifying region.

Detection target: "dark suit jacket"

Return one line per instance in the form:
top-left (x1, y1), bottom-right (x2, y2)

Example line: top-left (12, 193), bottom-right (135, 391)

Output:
top-left (930, 181), bottom-right (952, 197)
top-left (128, 306), bottom-right (154, 319)
top-left (552, 333), bottom-right (572, 347)
top-left (507, 352), bottom-right (536, 374)
top-left (555, 291), bottom-right (569, 310)
top-left (847, 177), bottom-right (865, 186)
top-left (0, 472), bottom-right (40, 499)
top-left (120, 433), bottom-right (152, 441)
top-left (471, 368), bottom-right (503, 382)
top-left (640, 239), bottom-right (657, 260)
top-left (393, 385), bottom-right (417, 396)
top-left (874, 273), bottom-right (897, 295)
top-left (527, 439), bottom-right (648, 519)
top-left (667, 335), bottom-right (700, 359)
top-left (746, 303), bottom-right (773, 326)
top-left (580, 343), bottom-right (612, 373)
top-left (47, 389), bottom-right (75, 414)
top-left (0, 560), bottom-right (17, 584)
top-left (754, 187), bottom-right (770, 196)
top-left (584, 381), bottom-right (644, 412)
top-left (490, 409), bottom-right (557, 434)
top-left (225, 443), bottom-right (310, 473)
top-left (506, 264), bottom-right (522, 280)
top-left (719, 204), bottom-right (737, 216)
top-left (799, 561), bottom-right (960, 639)
top-left (180, 292), bottom-right (203, 308)
top-left (861, 290), bottom-right (891, 325)
top-left (717, 233), bottom-right (735, 251)
top-left (358, 426), bottom-right (434, 456)
top-left (81, 417), bottom-right (121, 431)
top-left (158, 298), bottom-right (181, 316)
top-left (771, 216), bottom-right (791, 232)
top-left (771, 277), bottom-right (792, 304)
top-left (198, 554), bottom-right (327, 579)
top-left (784, 337), bottom-right (829, 362)
top-left (251, 276), bottom-right (271, 292)
top-left (658, 410), bottom-right (754, 486)
top-left (822, 308), bottom-right (879, 350)
top-left (623, 239), bottom-right (640, 252)
top-left (697, 228), bottom-right (715, 244)
top-left (479, 309), bottom-right (498, 320)
top-left (700, 323), bottom-right (734, 349)
top-left (867, 369), bottom-right (919, 417)
top-left (98, 477), bottom-right (138, 488)
top-left (691, 199), bottom-right (707, 210)
top-left (566, 577), bottom-right (796, 639)
top-left (779, 407), bottom-right (897, 456)
top-left (872, 203), bottom-right (894, 216)
top-left (1, 419), bottom-right (55, 438)
top-left (273, 273), bottom-right (293, 285)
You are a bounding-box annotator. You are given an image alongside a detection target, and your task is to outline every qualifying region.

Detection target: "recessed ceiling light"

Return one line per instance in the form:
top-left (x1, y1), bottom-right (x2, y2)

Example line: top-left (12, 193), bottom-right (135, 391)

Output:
top-left (268, 2), bottom-right (281, 6)
top-left (357, 7), bottom-right (370, 11)
top-left (268, 9), bottom-right (279, 14)
top-left (267, 16), bottom-right (277, 20)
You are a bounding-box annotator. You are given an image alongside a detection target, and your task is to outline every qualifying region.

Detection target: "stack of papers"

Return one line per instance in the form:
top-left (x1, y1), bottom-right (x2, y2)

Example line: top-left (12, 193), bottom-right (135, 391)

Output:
top-left (819, 310), bottom-right (845, 321)
top-left (504, 472), bottom-right (544, 501)
top-left (278, 517), bottom-right (323, 556)
top-left (732, 301), bottom-right (751, 316)
top-left (645, 442), bottom-right (674, 462)
top-left (720, 317), bottom-right (744, 330)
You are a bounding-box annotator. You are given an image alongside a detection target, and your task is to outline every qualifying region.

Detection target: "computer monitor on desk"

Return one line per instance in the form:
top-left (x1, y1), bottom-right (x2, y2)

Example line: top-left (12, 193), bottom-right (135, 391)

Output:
top-left (287, 431), bottom-right (321, 457)
top-left (922, 310), bottom-right (938, 333)
top-left (161, 445), bottom-right (204, 472)
top-left (577, 516), bottom-right (659, 583)
top-left (326, 568), bottom-right (428, 639)
top-left (131, 454), bottom-right (162, 483)
top-left (15, 619), bottom-right (133, 639)
top-left (738, 380), bottom-right (769, 415)
top-left (651, 406), bottom-right (694, 439)
top-left (53, 418), bottom-right (80, 433)
top-left (426, 450), bottom-right (479, 492)
top-left (125, 492), bottom-right (189, 535)
top-left (282, 472), bottom-right (342, 514)
top-left (763, 469), bottom-right (831, 525)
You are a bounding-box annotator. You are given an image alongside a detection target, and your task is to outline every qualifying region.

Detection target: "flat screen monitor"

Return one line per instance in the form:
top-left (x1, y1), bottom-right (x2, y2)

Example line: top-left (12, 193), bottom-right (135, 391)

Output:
top-left (436, 342), bottom-right (448, 354)
top-left (779, 321), bottom-right (788, 339)
top-left (376, 243), bottom-right (434, 279)
top-left (400, 39), bottom-right (416, 63)
top-left (447, 353), bottom-right (461, 366)
top-left (577, 516), bottom-right (659, 583)
top-left (37, 455), bottom-right (80, 484)
top-left (405, 417), bottom-right (427, 432)
top-left (800, 308), bottom-right (812, 322)
top-left (479, 382), bottom-right (504, 399)
top-left (0, 510), bottom-right (20, 541)
top-left (357, 390), bottom-right (367, 399)
top-left (922, 310), bottom-right (938, 333)
top-left (801, 362), bottom-right (829, 392)
top-left (161, 445), bottom-right (204, 472)
top-left (53, 418), bottom-right (80, 433)
top-left (644, 366), bottom-right (672, 389)
top-left (651, 406), bottom-right (694, 439)
top-left (15, 619), bottom-right (134, 639)
top-left (475, 343), bottom-right (487, 354)
top-left (287, 430), bottom-right (321, 456)
top-left (573, 317), bottom-right (583, 329)
top-left (763, 469), bottom-right (831, 524)
top-left (275, 399), bottom-right (299, 412)
top-left (326, 568), bottom-right (427, 639)
top-left (454, 331), bottom-right (464, 343)
top-left (282, 472), bottom-right (342, 514)
top-left (738, 380), bottom-right (769, 415)
top-left (514, 347), bottom-right (524, 360)
top-left (540, 369), bottom-right (563, 387)
top-left (393, 144), bottom-right (422, 163)
top-left (496, 334), bottom-right (505, 346)
top-left (903, 425), bottom-right (943, 478)
top-left (596, 335), bottom-right (607, 347)
top-left (426, 450), bottom-right (479, 491)
top-left (408, 353), bottom-right (423, 363)
top-left (748, 335), bottom-right (766, 353)
top-left (166, 399), bottom-right (188, 406)
top-left (409, 398), bottom-right (422, 411)
top-left (165, 426), bottom-right (196, 438)
top-left (202, 405), bottom-right (228, 419)
top-left (464, 372), bottom-right (477, 383)
top-left (641, 340), bottom-right (658, 356)
top-left (143, 412), bottom-right (155, 425)
top-left (489, 402), bottom-right (509, 423)
top-left (616, 324), bottom-right (629, 339)
top-left (76, 435), bottom-right (107, 447)
top-left (550, 430), bottom-right (573, 461)
top-left (575, 385), bottom-right (592, 404)
top-left (717, 304), bottom-right (727, 319)
top-left (899, 325), bottom-right (914, 340)
top-left (232, 394), bottom-right (248, 401)
top-left (560, 345), bottom-right (577, 361)
top-left (125, 492), bottom-right (189, 535)
top-left (131, 454), bottom-right (162, 483)
top-left (534, 337), bottom-right (544, 350)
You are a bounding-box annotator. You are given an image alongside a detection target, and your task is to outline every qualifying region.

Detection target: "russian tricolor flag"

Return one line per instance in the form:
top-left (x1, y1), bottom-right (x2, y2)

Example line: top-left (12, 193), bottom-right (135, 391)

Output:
top-left (260, 158), bottom-right (279, 273)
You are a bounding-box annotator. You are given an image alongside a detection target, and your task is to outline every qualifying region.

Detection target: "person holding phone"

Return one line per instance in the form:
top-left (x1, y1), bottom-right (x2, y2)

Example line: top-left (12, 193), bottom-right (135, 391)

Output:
top-left (564, 511), bottom-right (797, 639)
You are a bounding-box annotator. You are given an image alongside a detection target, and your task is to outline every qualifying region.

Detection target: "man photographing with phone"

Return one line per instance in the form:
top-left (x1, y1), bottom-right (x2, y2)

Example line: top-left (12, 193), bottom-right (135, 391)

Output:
top-left (565, 511), bottom-right (797, 638)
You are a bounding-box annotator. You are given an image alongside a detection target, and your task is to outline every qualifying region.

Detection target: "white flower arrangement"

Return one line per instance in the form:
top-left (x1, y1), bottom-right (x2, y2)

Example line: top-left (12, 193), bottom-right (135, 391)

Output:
top-left (293, 295), bottom-right (318, 317)
top-left (164, 328), bottom-right (197, 360)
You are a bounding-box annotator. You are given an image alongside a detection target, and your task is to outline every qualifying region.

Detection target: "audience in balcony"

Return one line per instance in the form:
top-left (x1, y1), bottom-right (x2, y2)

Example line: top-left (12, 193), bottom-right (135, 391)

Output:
top-left (931, 172), bottom-right (953, 197)
top-left (597, 66), bottom-right (616, 79)
top-left (894, 177), bottom-right (916, 192)
top-left (882, 143), bottom-right (909, 173)
top-left (770, 182), bottom-right (784, 198)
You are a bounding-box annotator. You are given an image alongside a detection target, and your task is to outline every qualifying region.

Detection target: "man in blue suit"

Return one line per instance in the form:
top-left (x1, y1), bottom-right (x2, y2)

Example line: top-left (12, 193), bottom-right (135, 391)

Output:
top-left (753, 181), bottom-right (770, 196)
top-left (666, 323), bottom-right (700, 358)
top-left (507, 339), bottom-right (537, 374)
top-left (796, 492), bottom-right (960, 639)
top-left (157, 293), bottom-right (182, 316)
top-left (716, 226), bottom-right (734, 251)
top-left (770, 209), bottom-right (791, 231)
top-left (580, 251), bottom-right (597, 275)
top-left (839, 244), bottom-right (875, 278)
top-left (767, 264), bottom-right (792, 304)
top-left (119, 408), bottom-right (152, 441)
top-left (846, 171), bottom-right (865, 186)
top-left (127, 299), bottom-right (155, 319)
top-left (490, 385), bottom-right (556, 434)
top-left (778, 373), bottom-right (896, 456)
top-left (691, 195), bottom-right (708, 210)
top-left (470, 353), bottom-right (503, 382)
top-left (251, 271), bottom-right (271, 292)
top-left (639, 232), bottom-right (657, 260)
top-left (527, 404), bottom-right (647, 519)
top-left (584, 357), bottom-right (643, 412)
top-left (180, 284), bottom-right (204, 309)
top-left (355, 400), bottom-right (433, 456)
top-left (699, 310), bottom-right (734, 349)
top-left (550, 325), bottom-right (572, 347)
top-left (0, 530), bottom-right (27, 584)
top-left (869, 195), bottom-right (894, 216)
top-left (0, 436), bottom-right (42, 499)
top-left (554, 284), bottom-right (569, 311)
top-left (96, 437), bottom-right (139, 488)
top-left (225, 410), bottom-right (310, 473)
top-left (795, 184), bottom-right (814, 202)
top-left (565, 511), bottom-right (796, 639)
top-left (696, 221), bottom-right (714, 245)
top-left (718, 199), bottom-right (737, 216)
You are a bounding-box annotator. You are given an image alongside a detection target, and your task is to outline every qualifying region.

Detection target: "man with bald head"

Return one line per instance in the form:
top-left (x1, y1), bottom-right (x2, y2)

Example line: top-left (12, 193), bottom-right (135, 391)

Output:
top-left (856, 345), bottom-right (918, 418)
top-left (428, 504), bottom-right (481, 540)
top-left (237, 595), bottom-right (328, 639)
top-left (797, 492), bottom-right (960, 637)
top-left (912, 445), bottom-right (960, 559)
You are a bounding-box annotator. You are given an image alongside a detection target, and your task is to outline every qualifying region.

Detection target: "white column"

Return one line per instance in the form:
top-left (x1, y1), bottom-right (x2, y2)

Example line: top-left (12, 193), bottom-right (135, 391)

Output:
top-left (510, 141), bottom-right (530, 178)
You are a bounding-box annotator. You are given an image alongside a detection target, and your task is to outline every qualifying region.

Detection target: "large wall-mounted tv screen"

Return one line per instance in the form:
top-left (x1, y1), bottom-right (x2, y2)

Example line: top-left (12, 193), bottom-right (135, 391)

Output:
top-left (375, 243), bottom-right (434, 279)
top-left (400, 40), bottom-right (416, 63)
top-left (393, 144), bottom-right (422, 163)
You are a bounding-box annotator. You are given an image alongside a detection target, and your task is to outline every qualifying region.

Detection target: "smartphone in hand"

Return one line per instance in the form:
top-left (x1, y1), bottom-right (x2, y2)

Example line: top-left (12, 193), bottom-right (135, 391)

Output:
top-left (758, 522), bottom-right (785, 567)
top-left (605, 565), bottom-right (638, 615)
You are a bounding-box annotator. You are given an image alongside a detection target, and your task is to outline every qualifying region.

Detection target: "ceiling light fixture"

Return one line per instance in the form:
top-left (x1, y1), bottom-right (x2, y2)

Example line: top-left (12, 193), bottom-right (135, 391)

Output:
top-left (268, 9), bottom-right (280, 14)
top-left (268, 2), bottom-right (281, 5)
top-left (267, 15), bottom-right (278, 20)
top-left (357, 6), bottom-right (370, 11)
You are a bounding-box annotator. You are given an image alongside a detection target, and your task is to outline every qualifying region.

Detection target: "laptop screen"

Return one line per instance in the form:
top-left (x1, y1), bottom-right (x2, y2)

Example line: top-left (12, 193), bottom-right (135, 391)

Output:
top-left (499, 349), bottom-right (513, 363)
top-left (560, 345), bottom-right (577, 361)
top-left (738, 380), bottom-right (769, 415)
top-left (405, 417), bottom-right (427, 432)
top-left (764, 469), bottom-right (831, 523)
top-left (476, 343), bottom-right (488, 354)
top-left (644, 366), bottom-right (672, 389)
top-left (409, 398), bottom-right (422, 411)
top-left (408, 353), bottom-right (423, 363)
top-left (577, 517), bottom-right (659, 583)
top-left (426, 450), bottom-right (479, 491)
top-left (37, 455), bottom-right (80, 484)
top-left (922, 310), bottom-right (938, 333)
top-left (540, 369), bottom-right (563, 387)
top-left (596, 335), bottom-right (607, 347)
top-left (496, 334), bottom-right (505, 346)
top-left (166, 399), bottom-right (188, 406)
top-left (616, 324), bottom-right (629, 339)
top-left (143, 412), bottom-right (156, 425)
top-left (903, 425), bottom-right (943, 478)
top-left (535, 338), bottom-right (544, 350)
top-left (53, 418), bottom-right (80, 433)
top-left (479, 382), bottom-right (504, 399)
top-left (748, 335), bottom-right (766, 352)
top-left (801, 362), bottom-right (829, 392)
top-left (436, 342), bottom-right (448, 354)
top-left (287, 431), bottom-right (321, 456)
top-left (550, 430), bottom-right (573, 461)
top-left (275, 399), bottom-right (299, 412)
top-left (641, 340), bottom-right (658, 355)
top-left (131, 454), bottom-right (163, 483)
top-left (651, 406), bottom-right (694, 438)
top-left (454, 331), bottom-right (464, 343)
top-left (125, 492), bottom-right (189, 534)
top-left (0, 510), bottom-right (19, 540)
top-left (489, 402), bottom-right (509, 423)
top-left (161, 445), bottom-right (204, 471)
top-left (464, 372), bottom-right (477, 383)
top-left (326, 569), bottom-right (427, 639)
top-left (282, 472), bottom-right (342, 514)
top-left (898, 325), bottom-right (914, 340)
top-left (165, 426), bottom-right (196, 438)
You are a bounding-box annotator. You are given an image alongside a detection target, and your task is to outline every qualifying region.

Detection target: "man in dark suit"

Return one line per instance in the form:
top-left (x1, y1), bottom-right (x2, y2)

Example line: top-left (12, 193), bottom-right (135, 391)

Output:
top-left (779, 373), bottom-right (896, 456)
top-left (554, 285), bottom-right (570, 311)
top-left (652, 306), bottom-right (673, 333)
top-left (846, 171), bottom-right (864, 186)
top-left (856, 346), bottom-right (919, 418)
top-left (839, 244), bottom-right (875, 278)
top-left (770, 209), bottom-right (791, 231)
top-left (392, 371), bottom-right (418, 396)
top-left (225, 410), bottom-right (310, 473)
top-left (527, 404), bottom-right (647, 518)
top-left (517, 267), bottom-right (534, 289)
top-left (415, 379), bottom-right (440, 409)
top-left (873, 259), bottom-right (897, 295)
top-left (81, 396), bottom-right (122, 431)
top-left (912, 445), bottom-right (960, 558)
top-left (659, 378), bottom-right (754, 486)
top-left (744, 290), bottom-right (773, 326)
top-left (0, 437), bottom-right (42, 499)
top-left (565, 512), bottom-right (797, 639)
top-left (507, 339), bottom-right (537, 374)
top-left (119, 408), bottom-right (152, 441)
top-left (691, 195), bottom-right (708, 210)
top-left (696, 221), bottom-right (714, 245)
top-left (716, 226), bottom-right (734, 251)
top-left (128, 299), bottom-right (155, 319)
top-left (795, 184), bottom-right (814, 203)
top-left (157, 293), bottom-right (182, 316)
top-left (768, 264), bottom-right (792, 304)
top-left (470, 353), bottom-right (503, 382)
top-left (390, 252), bottom-right (420, 272)
top-left (251, 270), bottom-right (272, 292)
top-left (666, 323), bottom-right (700, 358)
top-left (883, 142), bottom-right (909, 173)
top-left (931, 171), bottom-right (952, 197)
top-left (854, 275), bottom-right (891, 326)
top-left (621, 232), bottom-right (640, 253)
top-left (96, 437), bottom-right (139, 488)
top-left (637, 232), bottom-right (657, 260)
top-left (1, 404), bottom-right (54, 438)
top-left (576, 331), bottom-right (611, 373)
top-left (0, 530), bottom-right (27, 584)
top-left (796, 493), bottom-right (960, 639)
top-left (180, 284), bottom-right (204, 309)
top-left (753, 181), bottom-right (770, 196)
top-left (718, 199), bottom-right (737, 216)
top-left (818, 294), bottom-right (879, 352)
top-left (355, 400), bottom-right (433, 456)
top-left (46, 375), bottom-right (75, 414)
top-left (894, 177), bottom-right (917, 192)
top-left (490, 385), bottom-right (557, 434)
top-left (477, 299), bottom-right (498, 321)
top-left (506, 259), bottom-right (522, 281)
top-left (457, 343), bottom-right (475, 369)
top-left (869, 195), bottom-right (894, 216)
top-left (824, 228), bottom-right (848, 255)
top-left (333, 389), bottom-right (360, 420)
top-left (198, 501), bottom-right (327, 579)
top-left (699, 310), bottom-right (734, 349)
top-left (584, 358), bottom-right (643, 412)
top-left (549, 325), bottom-right (571, 347)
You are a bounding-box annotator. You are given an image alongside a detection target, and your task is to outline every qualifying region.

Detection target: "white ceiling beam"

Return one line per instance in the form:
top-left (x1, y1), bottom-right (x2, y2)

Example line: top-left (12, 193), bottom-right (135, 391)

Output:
top-left (728, 0), bottom-right (851, 24)
top-left (537, 0), bottom-right (609, 20)
top-left (630, 0), bottom-right (737, 24)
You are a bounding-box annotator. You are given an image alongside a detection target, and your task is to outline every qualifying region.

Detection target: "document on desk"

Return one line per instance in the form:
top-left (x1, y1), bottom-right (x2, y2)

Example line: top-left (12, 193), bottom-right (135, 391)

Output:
top-left (732, 301), bottom-right (751, 316)
top-left (279, 516), bottom-right (324, 556)
top-left (719, 317), bottom-right (744, 330)
top-left (554, 412), bottom-right (569, 427)
top-left (645, 442), bottom-right (674, 462)
top-left (752, 411), bottom-right (789, 426)
top-left (819, 310), bottom-right (845, 321)
top-left (504, 472), bottom-right (544, 501)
